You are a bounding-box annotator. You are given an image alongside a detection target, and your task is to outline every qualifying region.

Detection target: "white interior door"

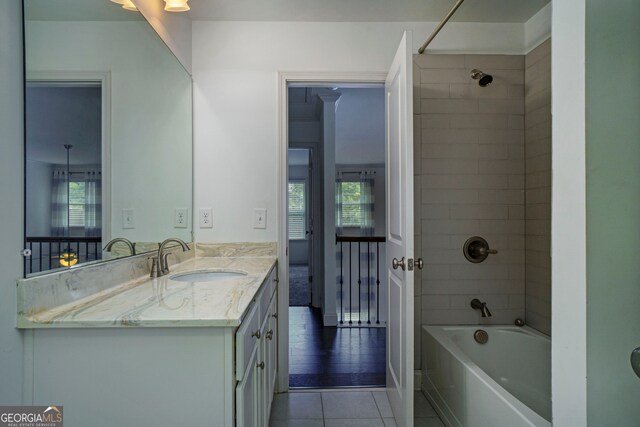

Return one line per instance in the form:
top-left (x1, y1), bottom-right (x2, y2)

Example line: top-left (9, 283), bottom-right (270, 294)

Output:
top-left (385, 31), bottom-right (414, 427)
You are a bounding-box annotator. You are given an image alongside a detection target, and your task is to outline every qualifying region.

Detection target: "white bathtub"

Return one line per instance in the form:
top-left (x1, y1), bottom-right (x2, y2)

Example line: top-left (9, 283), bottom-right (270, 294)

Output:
top-left (421, 325), bottom-right (551, 427)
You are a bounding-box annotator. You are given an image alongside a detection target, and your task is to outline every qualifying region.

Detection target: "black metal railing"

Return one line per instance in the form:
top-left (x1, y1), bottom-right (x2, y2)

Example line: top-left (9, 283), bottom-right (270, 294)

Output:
top-left (25, 236), bottom-right (102, 275)
top-left (336, 235), bottom-right (386, 326)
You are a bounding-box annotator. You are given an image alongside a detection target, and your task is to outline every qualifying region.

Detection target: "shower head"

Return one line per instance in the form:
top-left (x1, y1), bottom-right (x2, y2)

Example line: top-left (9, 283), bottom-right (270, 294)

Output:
top-left (470, 69), bottom-right (493, 87)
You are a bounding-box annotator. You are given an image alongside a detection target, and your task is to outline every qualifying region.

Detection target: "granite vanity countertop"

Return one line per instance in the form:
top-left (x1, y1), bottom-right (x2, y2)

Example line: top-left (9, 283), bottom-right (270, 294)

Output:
top-left (18, 257), bottom-right (276, 328)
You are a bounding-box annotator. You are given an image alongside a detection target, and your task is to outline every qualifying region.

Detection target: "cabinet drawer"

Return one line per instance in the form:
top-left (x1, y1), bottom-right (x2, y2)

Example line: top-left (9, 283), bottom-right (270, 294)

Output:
top-left (235, 301), bottom-right (260, 381)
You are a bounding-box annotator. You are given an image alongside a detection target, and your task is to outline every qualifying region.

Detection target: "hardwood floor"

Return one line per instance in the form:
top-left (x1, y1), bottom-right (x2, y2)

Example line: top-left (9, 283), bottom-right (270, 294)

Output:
top-left (289, 306), bottom-right (386, 388)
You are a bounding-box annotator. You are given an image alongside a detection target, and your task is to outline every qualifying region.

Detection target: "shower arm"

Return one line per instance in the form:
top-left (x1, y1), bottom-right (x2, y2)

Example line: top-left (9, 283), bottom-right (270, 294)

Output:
top-left (418, 0), bottom-right (466, 54)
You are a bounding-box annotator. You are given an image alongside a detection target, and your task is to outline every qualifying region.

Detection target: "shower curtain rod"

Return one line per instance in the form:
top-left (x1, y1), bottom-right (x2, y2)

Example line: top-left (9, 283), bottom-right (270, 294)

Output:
top-left (418, 0), bottom-right (466, 54)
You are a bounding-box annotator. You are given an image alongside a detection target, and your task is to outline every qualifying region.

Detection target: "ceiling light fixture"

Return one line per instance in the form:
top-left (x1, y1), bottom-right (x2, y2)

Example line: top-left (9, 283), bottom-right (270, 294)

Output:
top-left (121, 0), bottom-right (138, 11)
top-left (164, 0), bottom-right (190, 12)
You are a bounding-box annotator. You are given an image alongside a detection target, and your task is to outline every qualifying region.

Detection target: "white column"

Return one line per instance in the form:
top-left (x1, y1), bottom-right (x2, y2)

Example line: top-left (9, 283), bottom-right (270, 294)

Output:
top-left (318, 92), bottom-right (341, 326)
top-left (551, 0), bottom-right (587, 425)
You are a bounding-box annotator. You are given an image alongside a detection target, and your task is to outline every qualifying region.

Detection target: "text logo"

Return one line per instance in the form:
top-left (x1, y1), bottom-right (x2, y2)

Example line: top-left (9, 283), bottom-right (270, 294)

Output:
top-left (0, 406), bottom-right (63, 427)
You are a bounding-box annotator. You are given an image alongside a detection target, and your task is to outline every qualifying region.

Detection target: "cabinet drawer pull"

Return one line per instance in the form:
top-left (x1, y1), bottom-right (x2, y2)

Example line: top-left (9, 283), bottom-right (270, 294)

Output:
top-left (266, 329), bottom-right (274, 340)
top-left (256, 361), bottom-right (265, 370)
top-left (271, 313), bottom-right (278, 319)
top-left (251, 330), bottom-right (261, 339)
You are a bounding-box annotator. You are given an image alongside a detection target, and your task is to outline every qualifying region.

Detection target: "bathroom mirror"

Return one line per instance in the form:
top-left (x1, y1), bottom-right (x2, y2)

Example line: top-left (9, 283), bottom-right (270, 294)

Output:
top-left (23, 0), bottom-right (193, 276)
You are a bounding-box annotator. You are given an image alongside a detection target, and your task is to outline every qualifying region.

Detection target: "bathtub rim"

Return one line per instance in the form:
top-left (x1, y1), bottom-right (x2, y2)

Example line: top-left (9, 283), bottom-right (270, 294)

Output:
top-left (421, 324), bottom-right (551, 426)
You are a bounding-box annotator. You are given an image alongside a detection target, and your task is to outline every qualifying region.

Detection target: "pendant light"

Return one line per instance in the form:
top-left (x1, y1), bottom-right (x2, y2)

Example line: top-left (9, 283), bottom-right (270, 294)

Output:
top-left (59, 145), bottom-right (78, 268)
top-left (164, 0), bottom-right (190, 12)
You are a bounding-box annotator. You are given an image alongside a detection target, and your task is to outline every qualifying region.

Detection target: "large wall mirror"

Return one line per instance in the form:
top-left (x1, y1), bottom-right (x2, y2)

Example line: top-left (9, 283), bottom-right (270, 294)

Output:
top-left (23, 0), bottom-right (193, 276)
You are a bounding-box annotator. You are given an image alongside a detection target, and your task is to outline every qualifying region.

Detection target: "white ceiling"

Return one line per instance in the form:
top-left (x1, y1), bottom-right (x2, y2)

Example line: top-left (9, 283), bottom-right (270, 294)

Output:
top-left (187, 0), bottom-right (550, 23)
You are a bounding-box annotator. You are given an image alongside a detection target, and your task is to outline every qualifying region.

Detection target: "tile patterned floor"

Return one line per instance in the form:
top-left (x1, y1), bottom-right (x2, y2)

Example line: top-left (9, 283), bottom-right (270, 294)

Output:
top-left (289, 306), bottom-right (386, 388)
top-left (269, 390), bottom-right (445, 427)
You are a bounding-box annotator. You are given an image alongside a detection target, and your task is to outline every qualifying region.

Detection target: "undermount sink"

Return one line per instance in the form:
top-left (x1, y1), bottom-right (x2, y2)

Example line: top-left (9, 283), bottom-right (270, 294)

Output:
top-left (170, 270), bottom-right (247, 283)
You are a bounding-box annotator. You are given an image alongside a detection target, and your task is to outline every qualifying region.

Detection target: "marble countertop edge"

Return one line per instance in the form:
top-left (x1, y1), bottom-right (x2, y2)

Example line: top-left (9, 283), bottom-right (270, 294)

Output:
top-left (18, 256), bottom-right (276, 329)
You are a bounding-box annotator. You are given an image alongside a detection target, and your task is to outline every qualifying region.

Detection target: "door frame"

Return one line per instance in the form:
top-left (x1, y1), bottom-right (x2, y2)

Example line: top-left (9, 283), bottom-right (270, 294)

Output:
top-left (25, 70), bottom-right (112, 249)
top-left (277, 71), bottom-right (387, 392)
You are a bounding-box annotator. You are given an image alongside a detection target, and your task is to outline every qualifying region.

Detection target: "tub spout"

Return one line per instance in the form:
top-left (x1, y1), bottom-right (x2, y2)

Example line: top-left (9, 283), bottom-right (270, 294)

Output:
top-left (470, 298), bottom-right (492, 317)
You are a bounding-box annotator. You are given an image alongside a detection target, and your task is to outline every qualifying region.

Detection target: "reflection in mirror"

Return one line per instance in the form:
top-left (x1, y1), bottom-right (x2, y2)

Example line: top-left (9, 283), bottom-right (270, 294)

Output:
top-left (24, 0), bottom-right (193, 276)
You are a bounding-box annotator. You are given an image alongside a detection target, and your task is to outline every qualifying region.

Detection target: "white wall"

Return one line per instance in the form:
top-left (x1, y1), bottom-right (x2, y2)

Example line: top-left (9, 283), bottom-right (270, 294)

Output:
top-left (132, 0), bottom-right (192, 74)
top-left (0, 0), bottom-right (24, 404)
top-left (27, 21), bottom-right (192, 243)
top-left (585, 0), bottom-right (640, 424)
top-left (525, 3), bottom-right (552, 53)
top-left (551, 0), bottom-right (587, 424)
top-left (336, 87), bottom-right (385, 165)
top-left (192, 20), bottom-right (525, 243)
top-left (26, 160), bottom-right (53, 237)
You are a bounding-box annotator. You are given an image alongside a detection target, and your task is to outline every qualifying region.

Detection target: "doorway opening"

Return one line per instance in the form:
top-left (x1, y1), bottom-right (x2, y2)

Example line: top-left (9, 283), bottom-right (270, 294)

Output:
top-left (286, 84), bottom-right (387, 389)
top-left (25, 81), bottom-right (105, 275)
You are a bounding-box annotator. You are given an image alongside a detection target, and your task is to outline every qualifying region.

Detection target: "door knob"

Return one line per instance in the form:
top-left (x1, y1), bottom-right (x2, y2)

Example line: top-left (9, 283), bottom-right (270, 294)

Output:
top-left (392, 257), bottom-right (406, 270)
top-left (415, 258), bottom-right (424, 270)
top-left (631, 347), bottom-right (640, 378)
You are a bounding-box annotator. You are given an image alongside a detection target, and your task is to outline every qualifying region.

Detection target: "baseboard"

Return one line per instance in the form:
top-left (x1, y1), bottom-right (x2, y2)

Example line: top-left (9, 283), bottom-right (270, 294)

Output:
top-left (414, 370), bottom-right (422, 391)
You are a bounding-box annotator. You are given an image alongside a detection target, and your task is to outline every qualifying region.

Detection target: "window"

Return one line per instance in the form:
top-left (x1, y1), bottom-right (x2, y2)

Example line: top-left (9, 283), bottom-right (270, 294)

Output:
top-left (68, 180), bottom-right (86, 227)
top-left (288, 181), bottom-right (306, 240)
top-left (338, 181), bottom-right (362, 227)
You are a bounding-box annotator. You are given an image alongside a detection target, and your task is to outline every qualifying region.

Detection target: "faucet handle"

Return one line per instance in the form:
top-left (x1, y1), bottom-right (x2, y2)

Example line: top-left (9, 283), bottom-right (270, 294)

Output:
top-left (149, 256), bottom-right (161, 278)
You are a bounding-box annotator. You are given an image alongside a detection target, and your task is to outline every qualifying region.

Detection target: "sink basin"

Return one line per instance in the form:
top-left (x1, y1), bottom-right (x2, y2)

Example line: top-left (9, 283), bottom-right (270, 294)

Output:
top-left (170, 270), bottom-right (247, 283)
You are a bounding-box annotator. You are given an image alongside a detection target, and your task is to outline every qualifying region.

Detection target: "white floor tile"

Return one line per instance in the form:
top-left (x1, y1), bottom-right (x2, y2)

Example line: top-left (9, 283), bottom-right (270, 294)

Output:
top-left (322, 391), bottom-right (380, 419)
top-left (270, 393), bottom-right (324, 420)
top-left (372, 391), bottom-right (394, 418)
top-left (325, 419), bottom-right (385, 427)
top-left (269, 420), bottom-right (325, 427)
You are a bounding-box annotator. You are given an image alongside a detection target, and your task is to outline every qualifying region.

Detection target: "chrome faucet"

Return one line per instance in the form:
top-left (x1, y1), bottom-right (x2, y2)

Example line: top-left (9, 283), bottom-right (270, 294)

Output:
top-left (470, 298), bottom-right (492, 317)
top-left (103, 238), bottom-right (136, 255)
top-left (155, 238), bottom-right (190, 277)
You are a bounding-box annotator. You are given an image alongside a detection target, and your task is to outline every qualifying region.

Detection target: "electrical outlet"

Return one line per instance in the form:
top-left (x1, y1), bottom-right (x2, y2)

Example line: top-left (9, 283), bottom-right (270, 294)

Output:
top-left (122, 208), bottom-right (135, 229)
top-left (174, 208), bottom-right (188, 228)
top-left (253, 208), bottom-right (267, 229)
top-left (199, 208), bottom-right (213, 228)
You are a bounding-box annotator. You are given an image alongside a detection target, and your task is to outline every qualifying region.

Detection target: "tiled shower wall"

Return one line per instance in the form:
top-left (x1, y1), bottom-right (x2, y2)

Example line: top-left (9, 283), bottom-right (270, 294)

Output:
top-left (524, 40), bottom-right (552, 335)
top-left (413, 53), bottom-right (526, 337)
top-left (413, 43), bottom-right (553, 369)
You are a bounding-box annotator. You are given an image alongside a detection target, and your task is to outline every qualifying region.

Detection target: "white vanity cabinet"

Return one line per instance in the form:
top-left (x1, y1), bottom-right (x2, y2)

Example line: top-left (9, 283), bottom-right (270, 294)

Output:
top-left (23, 260), bottom-right (278, 427)
top-left (235, 266), bottom-right (278, 427)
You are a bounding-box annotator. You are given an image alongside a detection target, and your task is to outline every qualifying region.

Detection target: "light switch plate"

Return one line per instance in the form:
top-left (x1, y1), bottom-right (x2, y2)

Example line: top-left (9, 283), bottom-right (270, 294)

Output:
top-left (122, 208), bottom-right (135, 229)
top-left (253, 208), bottom-right (267, 229)
top-left (174, 208), bottom-right (188, 228)
top-left (199, 208), bottom-right (213, 228)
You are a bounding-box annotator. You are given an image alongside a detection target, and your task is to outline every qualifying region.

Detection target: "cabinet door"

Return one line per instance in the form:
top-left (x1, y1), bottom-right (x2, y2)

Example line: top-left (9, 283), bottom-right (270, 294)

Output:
top-left (267, 294), bottom-right (278, 404)
top-left (236, 345), bottom-right (258, 427)
top-left (258, 309), bottom-right (271, 426)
